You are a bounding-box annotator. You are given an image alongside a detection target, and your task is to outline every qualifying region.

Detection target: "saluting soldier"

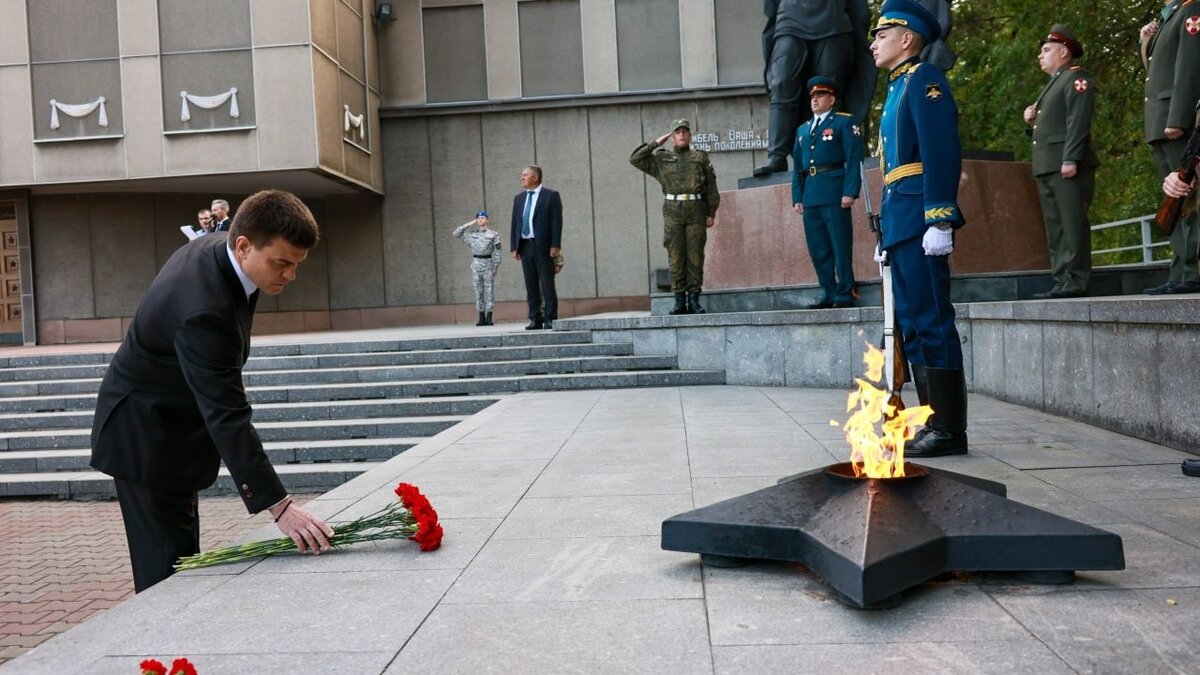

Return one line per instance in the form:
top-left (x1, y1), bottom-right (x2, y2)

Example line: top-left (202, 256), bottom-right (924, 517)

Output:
top-left (1141, 0), bottom-right (1200, 294)
top-left (792, 76), bottom-right (864, 309)
top-left (631, 119), bottom-right (721, 315)
top-left (453, 210), bottom-right (502, 326)
top-left (1024, 25), bottom-right (1099, 299)
top-left (870, 0), bottom-right (968, 457)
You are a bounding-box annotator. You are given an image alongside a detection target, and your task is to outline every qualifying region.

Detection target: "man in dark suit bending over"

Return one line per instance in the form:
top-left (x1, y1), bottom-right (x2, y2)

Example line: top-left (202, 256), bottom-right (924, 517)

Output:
top-left (90, 189), bottom-right (334, 592)
top-left (510, 165), bottom-right (563, 330)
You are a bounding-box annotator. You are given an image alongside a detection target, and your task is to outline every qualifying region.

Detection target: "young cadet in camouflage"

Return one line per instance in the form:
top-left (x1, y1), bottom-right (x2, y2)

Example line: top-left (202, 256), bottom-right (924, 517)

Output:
top-left (1140, 0), bottom-right (1200, 294)
top-left (453, 211), bottom-right (502, 326)
top-left (1024, 24), bottom-right (1098, 299)
top-left (630, 119), bottom-right (721, 315)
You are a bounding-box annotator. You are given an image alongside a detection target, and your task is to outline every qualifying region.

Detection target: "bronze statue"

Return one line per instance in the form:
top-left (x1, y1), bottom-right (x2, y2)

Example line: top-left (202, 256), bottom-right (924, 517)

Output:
top-left (754, 0), bottom-right (955, 177)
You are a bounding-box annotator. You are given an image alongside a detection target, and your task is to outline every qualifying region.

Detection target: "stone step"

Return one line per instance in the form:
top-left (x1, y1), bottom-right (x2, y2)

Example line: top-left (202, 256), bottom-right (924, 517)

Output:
top-left (247, 330), bottom-right (594, 357)
top-left (0, 394), bottom-right (502, 430)
top-left (243, 341), bottom-right (633, 371)
top-left (0, 355), bottom-right (678, 397)
top-left (0, 437), bottom-right (422, 474)
top-left (0, 351), bottom-right (115, 369)
top-left (249, 368), bottom-right (724, 402)
top-left (0, 393), bottom-right (96, 414)
top-left (0, 461), bottom-right (380, 498)
top-left (0, 341), bottom-right (632, 382)
top-left (0, 415), bottom-right (466, 451)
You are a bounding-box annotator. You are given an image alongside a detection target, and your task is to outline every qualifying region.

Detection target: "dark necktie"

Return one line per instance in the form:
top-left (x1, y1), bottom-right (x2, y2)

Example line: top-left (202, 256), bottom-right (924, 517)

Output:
top-left (522, 191), bottom-right (534, 238)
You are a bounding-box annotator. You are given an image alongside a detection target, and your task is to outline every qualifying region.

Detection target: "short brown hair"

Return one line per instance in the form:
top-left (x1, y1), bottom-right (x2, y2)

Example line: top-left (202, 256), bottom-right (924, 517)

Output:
top-left (229, 190), bottom-right (319, 249)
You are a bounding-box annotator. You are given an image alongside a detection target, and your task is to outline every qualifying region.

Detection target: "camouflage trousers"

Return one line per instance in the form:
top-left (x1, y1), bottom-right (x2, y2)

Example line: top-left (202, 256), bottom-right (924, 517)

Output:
top-left (470, 259), bottom-right (495, 312)
top-left (664, 218), bottom-right (708, 293)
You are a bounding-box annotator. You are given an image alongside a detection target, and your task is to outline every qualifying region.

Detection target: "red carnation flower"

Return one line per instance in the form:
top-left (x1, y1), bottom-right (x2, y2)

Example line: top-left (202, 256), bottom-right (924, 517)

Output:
top-left (395, 482), bottom-right (422, 508)
top-left (169, 658), bottom-right (198, 675)
top-left (140, 660), bottom-right (167, 675)
top-left (413, 519), bottom-right (444, 551)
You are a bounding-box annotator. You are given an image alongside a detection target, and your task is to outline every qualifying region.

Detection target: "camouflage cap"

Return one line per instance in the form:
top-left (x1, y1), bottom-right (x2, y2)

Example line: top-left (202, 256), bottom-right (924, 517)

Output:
top-left (671, 118), bottom-right (691, 131)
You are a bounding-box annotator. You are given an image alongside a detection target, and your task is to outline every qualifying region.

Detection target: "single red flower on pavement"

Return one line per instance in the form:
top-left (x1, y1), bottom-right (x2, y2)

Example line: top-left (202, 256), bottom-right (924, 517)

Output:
top-left (140, 660), bottom-right (167, 675)
top-left (169, 657), bottom-right (199, 675)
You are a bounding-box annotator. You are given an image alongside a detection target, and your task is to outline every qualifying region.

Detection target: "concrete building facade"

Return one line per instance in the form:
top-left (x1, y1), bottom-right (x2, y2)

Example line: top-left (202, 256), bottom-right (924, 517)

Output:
top-left (0, 0), bottom-right (768, 344)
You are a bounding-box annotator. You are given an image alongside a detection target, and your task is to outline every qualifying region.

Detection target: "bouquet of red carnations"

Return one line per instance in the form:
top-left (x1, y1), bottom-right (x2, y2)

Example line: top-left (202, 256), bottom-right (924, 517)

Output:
top-left (174, 482), bottom-right (443, 571)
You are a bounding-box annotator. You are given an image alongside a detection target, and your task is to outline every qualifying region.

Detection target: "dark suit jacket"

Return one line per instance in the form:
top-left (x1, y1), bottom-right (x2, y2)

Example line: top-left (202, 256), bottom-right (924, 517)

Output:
top-left (213, 218), bottom-right (231, 232)
top-left (510, 187), bottom-right (563, 254)
top-left (90, 233), bottom-right (284, 513)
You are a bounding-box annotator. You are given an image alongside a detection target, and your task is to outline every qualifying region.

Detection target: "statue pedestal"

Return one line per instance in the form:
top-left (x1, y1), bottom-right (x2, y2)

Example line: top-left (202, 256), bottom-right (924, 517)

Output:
top-left (705, 159), bottom-right (1049, 290)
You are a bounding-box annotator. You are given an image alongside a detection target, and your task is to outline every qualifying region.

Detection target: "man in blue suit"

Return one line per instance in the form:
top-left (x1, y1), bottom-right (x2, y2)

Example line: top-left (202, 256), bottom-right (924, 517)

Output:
top-left (510, 165), bottom-right (563, 330)
top-left (792, 76), bottom-right (863, 308)
top-left (870, 0), bottom-right (967, 457)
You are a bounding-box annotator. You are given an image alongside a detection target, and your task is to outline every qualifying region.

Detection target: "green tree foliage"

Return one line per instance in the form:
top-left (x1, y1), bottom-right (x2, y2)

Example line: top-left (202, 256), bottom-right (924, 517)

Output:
top-left (946, 0), bottom-right (1168, 262)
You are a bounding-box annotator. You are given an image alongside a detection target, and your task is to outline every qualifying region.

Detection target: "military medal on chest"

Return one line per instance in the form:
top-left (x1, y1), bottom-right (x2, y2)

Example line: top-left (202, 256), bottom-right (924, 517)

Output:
top-left (821, 128), bottom-right (834, 141)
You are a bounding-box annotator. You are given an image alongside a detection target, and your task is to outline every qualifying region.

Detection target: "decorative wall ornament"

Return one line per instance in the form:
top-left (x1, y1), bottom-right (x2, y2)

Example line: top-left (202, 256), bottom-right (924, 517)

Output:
top-left (343, 104), bottom-right (364, 141)
top-left (180, 87), bottom-right (240, 122)
top-left (49, 97), bottom-right (108, 130)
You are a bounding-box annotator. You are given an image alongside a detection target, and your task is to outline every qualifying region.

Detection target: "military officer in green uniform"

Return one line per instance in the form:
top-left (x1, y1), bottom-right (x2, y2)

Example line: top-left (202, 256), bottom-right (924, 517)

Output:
top-left (631, 119), bottom-right (721, 315)
top-left (792, 76), bottom-right (863, 308)
top-left (1141, 0), bottom-right (1200, 294)
top-left (1023, 24), bottom-right (1098, 299)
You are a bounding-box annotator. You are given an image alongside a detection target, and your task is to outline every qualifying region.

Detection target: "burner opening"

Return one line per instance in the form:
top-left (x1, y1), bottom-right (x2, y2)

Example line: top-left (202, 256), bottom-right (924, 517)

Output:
top-left (824, 461), bottom-right (930, 482)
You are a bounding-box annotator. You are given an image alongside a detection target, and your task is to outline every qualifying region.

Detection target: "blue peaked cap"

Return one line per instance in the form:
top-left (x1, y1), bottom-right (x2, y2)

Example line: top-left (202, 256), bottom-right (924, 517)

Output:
top-left (872, 0), bottom-right (940, 43)
top-left (807, 76), bottom-right (838, 96)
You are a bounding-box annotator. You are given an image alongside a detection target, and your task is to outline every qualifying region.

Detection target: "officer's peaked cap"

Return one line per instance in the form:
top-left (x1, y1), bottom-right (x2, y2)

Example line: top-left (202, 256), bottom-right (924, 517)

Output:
top-left (671, 118), bottom-right (691, 131)
top-left (872, 0), bottom-right (940, 42)
top-left (1045, 24), bottom-right (1083, 58)
top-left (807, 77), bottom-right (838, 96)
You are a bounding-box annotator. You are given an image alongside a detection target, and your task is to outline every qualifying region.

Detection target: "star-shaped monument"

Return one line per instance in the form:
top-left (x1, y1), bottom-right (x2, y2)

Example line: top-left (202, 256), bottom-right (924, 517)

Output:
top-left (662, 463), bottom-right (1124, 608)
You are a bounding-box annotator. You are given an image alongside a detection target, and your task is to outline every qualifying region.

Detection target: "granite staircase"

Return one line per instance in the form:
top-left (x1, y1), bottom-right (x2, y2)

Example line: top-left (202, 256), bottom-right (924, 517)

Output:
top-left (0, 329), bottom-right (723, 498)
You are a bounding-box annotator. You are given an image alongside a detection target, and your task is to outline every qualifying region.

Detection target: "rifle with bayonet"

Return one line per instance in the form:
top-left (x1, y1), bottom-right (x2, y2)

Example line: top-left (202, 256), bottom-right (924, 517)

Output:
top-left (1155, 101), bottom-right (1200, 236)
top-left (861, 161), bottom-right (907, 415)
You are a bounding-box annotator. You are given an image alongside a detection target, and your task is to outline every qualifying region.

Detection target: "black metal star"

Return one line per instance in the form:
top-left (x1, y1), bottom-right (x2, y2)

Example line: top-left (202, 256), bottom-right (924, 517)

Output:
top-left (661, 463), bottom-right (1125, 608)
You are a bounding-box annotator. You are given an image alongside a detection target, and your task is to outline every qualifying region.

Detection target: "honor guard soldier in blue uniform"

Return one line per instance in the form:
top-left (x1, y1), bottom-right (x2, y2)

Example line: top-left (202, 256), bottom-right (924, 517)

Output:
top-left (791, 76), bottom-right (864, 308)
top-left (870, 0), bottom-right (967, 457)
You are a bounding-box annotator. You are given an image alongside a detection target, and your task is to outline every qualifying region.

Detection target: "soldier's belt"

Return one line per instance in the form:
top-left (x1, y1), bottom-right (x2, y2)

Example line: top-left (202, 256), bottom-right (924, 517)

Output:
top-left (807, 163), bottom-right (842, 176)
top-left (883, 162), bottom-right (924, 185)
top-left (664, 193), bottom-right (702, 201)
top-left (473, 254), bottom-right (493, 259)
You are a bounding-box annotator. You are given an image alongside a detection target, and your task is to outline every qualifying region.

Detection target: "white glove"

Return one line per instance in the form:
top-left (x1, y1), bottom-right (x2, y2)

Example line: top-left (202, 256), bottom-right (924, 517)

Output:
top-left (921, 226), bottom-right (954, 256)
top-left (873, 245), bottom-right (888, 263)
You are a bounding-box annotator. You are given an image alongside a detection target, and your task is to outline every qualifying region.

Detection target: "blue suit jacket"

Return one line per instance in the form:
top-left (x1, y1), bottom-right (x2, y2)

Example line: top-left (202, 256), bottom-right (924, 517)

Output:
top-left (791, 112), bottom-right (864, 207)
top-left (510, 187), bottom-right (563, 254)
top-left (879, 58), bottom-right (963, 248)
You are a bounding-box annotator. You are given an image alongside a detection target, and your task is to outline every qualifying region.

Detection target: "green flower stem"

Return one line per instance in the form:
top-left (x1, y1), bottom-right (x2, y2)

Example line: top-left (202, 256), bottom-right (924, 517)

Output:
top-left (174, 502), bottom-right (420, 571)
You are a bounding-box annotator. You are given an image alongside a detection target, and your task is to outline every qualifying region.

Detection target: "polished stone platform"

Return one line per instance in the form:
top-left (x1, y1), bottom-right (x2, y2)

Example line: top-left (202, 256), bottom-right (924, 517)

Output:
top-left (6, 385), bottom-right (1196, 674)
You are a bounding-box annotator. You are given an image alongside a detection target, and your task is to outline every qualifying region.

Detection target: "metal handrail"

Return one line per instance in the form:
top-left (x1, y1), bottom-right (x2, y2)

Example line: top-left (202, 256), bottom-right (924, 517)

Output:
top-left (1090, 213), bottom-right (1169, 265)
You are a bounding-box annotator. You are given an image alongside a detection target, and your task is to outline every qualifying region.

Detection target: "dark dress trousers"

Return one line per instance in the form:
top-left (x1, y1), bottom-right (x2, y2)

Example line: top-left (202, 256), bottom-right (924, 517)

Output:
top-left (510, 187), bottom-right (563, 321)
top-left (91, 233), bottom-right (285, 591)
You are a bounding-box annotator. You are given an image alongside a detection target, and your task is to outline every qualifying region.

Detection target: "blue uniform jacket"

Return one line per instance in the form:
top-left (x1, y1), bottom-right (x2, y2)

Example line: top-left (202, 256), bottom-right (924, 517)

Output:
top-left (791, 112), bottom-right (864, 207)
top-left (879, 58), bottom-right (963, 248)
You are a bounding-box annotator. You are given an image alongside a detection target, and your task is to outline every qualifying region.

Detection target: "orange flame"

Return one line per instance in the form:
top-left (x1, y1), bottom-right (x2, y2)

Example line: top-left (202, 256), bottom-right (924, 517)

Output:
top-left (841, 343), bottom-right (933, 478)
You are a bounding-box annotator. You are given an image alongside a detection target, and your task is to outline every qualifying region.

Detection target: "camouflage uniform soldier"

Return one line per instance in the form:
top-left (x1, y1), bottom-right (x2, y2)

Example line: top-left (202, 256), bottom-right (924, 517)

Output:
top-left (453, 210), bottom-right (502, 326)
top-left (630, 119), bottom-right (721, 315)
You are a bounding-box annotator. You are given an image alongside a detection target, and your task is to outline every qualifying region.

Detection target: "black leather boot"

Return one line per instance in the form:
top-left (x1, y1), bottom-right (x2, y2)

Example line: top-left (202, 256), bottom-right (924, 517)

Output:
top-left (687, 291), bottom-right (706, 314)
top-left (476, 311), bottom-right (486, 326)
top-left (670, 292), bottom-right (688, 315)
top-left (484, 312), bottom-right (493, 326)
top-left (906, 367), bottom-right (968, 457)
top-left (753, 105), bottom-right (798, 176)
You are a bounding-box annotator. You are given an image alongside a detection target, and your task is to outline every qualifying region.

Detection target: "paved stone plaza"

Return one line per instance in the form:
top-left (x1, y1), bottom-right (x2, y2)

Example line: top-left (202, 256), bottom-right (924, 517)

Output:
top-left (3, 380), bottom-right (1198, 674)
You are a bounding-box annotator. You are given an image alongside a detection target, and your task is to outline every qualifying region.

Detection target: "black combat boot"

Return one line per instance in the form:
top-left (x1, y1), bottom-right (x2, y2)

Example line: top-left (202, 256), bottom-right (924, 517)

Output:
top-left (908, 364), bottom-right (931, 443)
top-left (484, 311), bottom-right (493, 326)
top-left (687, 291), bottom-right (706, 314)
top-left (906, 367), bottom-right (968, 457)
top-left (670, 292), bottom-right (688, 315)
top-left (476, 311), bottom-right (486, 326)
top-left (753, 105), bottom-right (799, 176)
